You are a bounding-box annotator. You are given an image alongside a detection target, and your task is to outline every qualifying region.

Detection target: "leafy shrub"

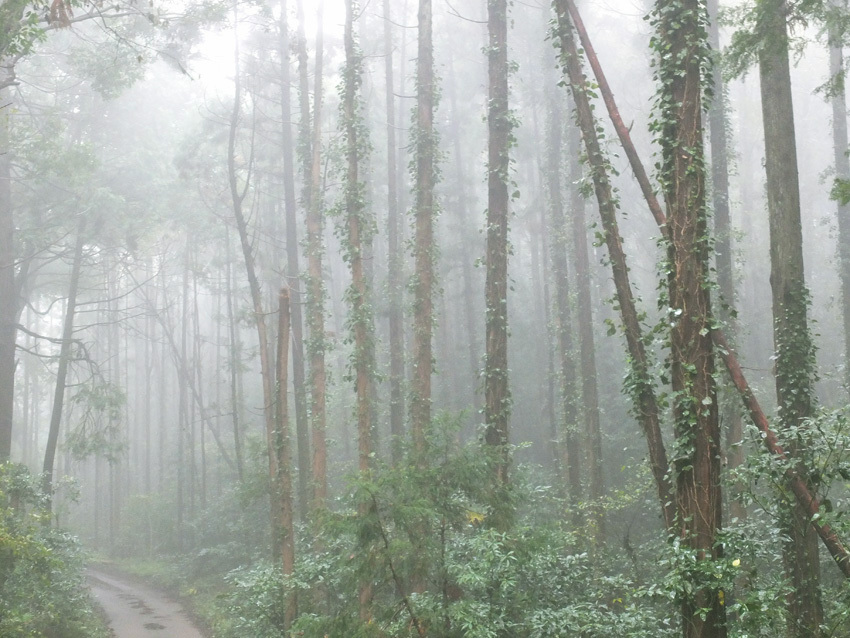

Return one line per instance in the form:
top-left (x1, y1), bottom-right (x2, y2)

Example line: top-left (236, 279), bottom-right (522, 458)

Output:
top-left (0, 463), bottom-right (109, 638)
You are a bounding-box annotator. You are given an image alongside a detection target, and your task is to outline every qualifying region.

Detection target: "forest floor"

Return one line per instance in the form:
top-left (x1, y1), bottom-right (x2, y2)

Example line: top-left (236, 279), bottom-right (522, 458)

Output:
top-left (86, 566), bottom-right (208, 638)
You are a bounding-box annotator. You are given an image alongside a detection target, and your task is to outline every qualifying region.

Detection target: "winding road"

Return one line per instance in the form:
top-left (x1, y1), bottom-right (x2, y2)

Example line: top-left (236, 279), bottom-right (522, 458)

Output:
top-left (86, 567), bottom-right (206, 638)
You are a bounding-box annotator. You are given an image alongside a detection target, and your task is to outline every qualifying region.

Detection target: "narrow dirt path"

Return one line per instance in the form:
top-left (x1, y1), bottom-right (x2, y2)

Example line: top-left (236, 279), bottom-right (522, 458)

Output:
top-left (86, 568), bottom-right (206, 638)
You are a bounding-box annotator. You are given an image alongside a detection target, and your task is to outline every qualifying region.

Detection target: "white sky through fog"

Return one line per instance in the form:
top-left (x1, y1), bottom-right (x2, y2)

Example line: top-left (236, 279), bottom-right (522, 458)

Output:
top-left (190, 0), bottom-right (345, 100)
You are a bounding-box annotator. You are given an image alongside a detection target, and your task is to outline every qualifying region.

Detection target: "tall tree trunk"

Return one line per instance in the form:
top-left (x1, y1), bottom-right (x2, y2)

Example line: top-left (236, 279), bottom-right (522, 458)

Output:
top-left (42, 221), bottom-right (86, 510)
top-left (177, 247), bottom-right (189, 550)
top-left (144, 263), bottom-right (153, 495)
top-left (276, 289), bottom-right (297, 628)
top-left (484, 0), bottom-right (511, 490)
top-left (656, 0), bottom-right (726, 633)
top-left (552, 2), bottom-right (675, 531)
top-left (447, 53), bottom-right (483, 422)
top-left (341, 0), bottom-right (375, 617)
top-left (224, 230), bottom-right (244, 482)
top-left (383, 0), bottom-right (405, 465)
top-left (0, 88), bottom-right (15, 461)
top-left (758, 2), bottom-right (822, 634)
top-left (568, 116), bottom-right (605, 541)
top-left (830, 0), bottom-right (850, 394)
top-left (707, 0), bottom-right (745, 523)
top-left (303, 0), bottom-right (328, 510)
top-left (411, 0), bottom-right (435, 457)
top-left (542, 81), bottom-right (580, 514)
top-left (228, 0), bottom-right (283, 557)
top-left (278, 0), bottom-right (311, 520)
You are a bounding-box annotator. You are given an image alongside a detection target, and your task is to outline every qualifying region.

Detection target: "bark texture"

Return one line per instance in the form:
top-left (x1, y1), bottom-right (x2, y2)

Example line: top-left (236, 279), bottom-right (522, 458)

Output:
top-left (411, 0), bottom-right (435, 457)
top-left (304, 0), bottom-right (328, 509)
top-left (484, 0), bottom-right (511, 486)
top-left (656, 2), bottom-right (726, 635)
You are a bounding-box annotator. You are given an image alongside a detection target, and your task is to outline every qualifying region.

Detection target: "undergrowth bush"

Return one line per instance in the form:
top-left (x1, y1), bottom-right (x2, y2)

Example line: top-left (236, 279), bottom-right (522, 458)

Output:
top-left (221, 421), bottom-right (676, 638)
top-left (0, 463), bottom-right (109, 638)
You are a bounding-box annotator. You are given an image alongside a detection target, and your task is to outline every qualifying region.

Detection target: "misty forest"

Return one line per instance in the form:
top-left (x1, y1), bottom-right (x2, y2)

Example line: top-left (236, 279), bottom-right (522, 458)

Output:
top-left (8, 0), bottom-right (850, 636)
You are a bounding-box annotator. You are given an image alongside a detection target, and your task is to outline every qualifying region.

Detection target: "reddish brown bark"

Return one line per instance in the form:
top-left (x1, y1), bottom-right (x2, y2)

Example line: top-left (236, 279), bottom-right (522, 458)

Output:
top-left (411, 0), bottom-right (435, 458)
top-left (484, 0), bottom-right (511, 485)
top-left (657, 1), bottom-right (726, 633)
top-left (304, 0), bottom-right (328, 509)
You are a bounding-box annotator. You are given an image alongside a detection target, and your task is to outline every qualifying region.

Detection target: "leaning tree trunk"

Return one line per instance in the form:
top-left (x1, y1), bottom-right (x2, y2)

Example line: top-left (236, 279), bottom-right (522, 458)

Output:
top-left (561, 0), bottom-right (850, 581)
top-left (552, 1), bottom-right (675, 531)
top-left (758, 3), bottom-right (823, 635)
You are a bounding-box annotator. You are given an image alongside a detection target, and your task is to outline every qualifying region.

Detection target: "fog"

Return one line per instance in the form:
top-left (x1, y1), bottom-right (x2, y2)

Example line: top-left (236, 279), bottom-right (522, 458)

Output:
top-left (2, 0), bottom-right (850, 636)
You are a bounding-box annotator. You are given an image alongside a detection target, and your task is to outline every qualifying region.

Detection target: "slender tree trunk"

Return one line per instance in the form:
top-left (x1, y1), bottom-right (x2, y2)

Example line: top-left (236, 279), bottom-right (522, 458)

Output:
top-left (552, 2), bottom-right (675, 530)
top-left (707, 0), bottom-right (745, 523)
top-left (484, 0), bottom-right (511, 489)
top-left (383, 0), bottom-right (405, 465)
top-left (278, 0), bottom-right (311, 519)
top-left (224, 230), bottom-right (244, 482)
top-left (830, 0), bottom-right (850, 394)
top-left (42, 221), bottom-right (86, 510)
top-left (228, 0), bottom-right (284, 556)
top-left (0, 88), bottom-right (15, 461)
top-left (276, 289), bottom-right (297, 628)
top-left (655, 1), bottom-right (726, 634)
top-left (542, 83), bottom-right (580, 512)
top-left (568, 116), bottom-right (605, 541)
top-left (144, 263), bottom-right (153, 494)
top-left (303, 0), bottom-right (328, 510)
top-left (758, 2), bottom-right (822, 634)
top-left (411, 0), bottom-right (436, 457)
top-left (191, 262), bottom-right (206, 509)
top-left (447, 54), bottom-right (483, 422)
top-left (157, 275), bottom-right (168, 491)
top-left (341, 0), bottom-right (376, 617)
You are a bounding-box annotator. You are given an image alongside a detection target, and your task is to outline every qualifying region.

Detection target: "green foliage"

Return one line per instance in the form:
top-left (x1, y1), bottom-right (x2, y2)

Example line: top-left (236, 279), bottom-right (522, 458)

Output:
top-left (217, 419), bottom-right (676, 637)
top-left (0, 463), bottom-right (110, 638)
top-left (831, 176), bottom-right (850, 206)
